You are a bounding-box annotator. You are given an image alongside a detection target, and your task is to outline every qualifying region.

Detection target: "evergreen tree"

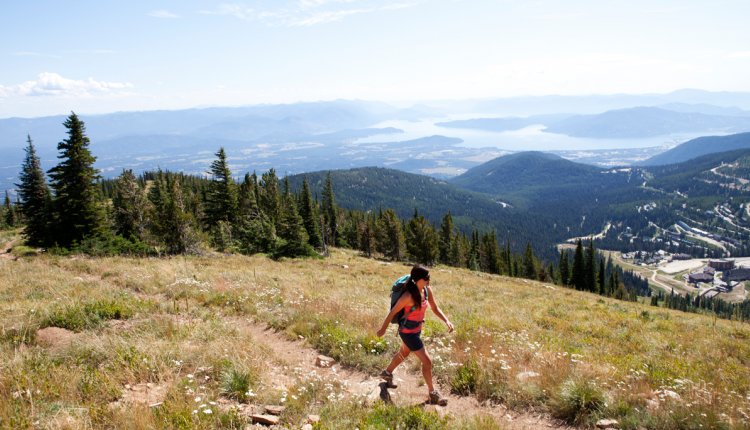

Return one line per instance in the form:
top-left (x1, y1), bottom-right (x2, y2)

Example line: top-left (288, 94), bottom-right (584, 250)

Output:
top-left (16, 135), bottom-right (51, 245)
top-left (47, 113), bottom-right (105, 247)
top-left (147, 171), bottom-right (201, 254)
top-left (449, 233), bottom-right (467, 267)
top-left (358, 216), bottom-right (375, 257)
top-left (559, 249), bottom-right (570, 285)
top-left (479, 232), bottom-right (501, 274)
top-left (259, 169), bottom-right (281, 228)
top-left (298, 177), bottom-right (323, 248)
top-left (584, 238), bottom-right (596, 292)
top-left (322, 172), bottom-right (338, 247)
top-left (570, 239), bottom-right (585, 290)
top-left (504, 240), bottom-right (512, 276)
top-left (275, 186), bottom-right (312, 258)
top-left (522, 242), bottom-right (536, 279)
top-left (405, 209), bottom-right (439, 265)
top-left (3, 191), bottom-right (16, 228)
top-left (597, 257), bottom-right (606, 295)
top-left (112, 169), bottom-right (148, 240)
top-left (205, 147), bottom-right (238, 227)
top-left (375, 208), bottom-right (404, 261)
top-left (438, 212), bottom-right (454, 265)
top-left (468, 230), bottom-right (480, 271)
top-left (236, 172), bottom-right (275, 255)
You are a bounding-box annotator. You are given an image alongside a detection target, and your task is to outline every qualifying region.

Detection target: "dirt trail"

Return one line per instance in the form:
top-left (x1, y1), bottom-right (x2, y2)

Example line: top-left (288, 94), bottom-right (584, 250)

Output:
top-left (233, 317), bottom-right (571, 429)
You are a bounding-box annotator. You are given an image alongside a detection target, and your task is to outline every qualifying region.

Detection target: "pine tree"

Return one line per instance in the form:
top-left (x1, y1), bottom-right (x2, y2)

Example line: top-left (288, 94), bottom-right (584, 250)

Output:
top-left (438, 212), bottom-right (454, 265)
top-left (236, 173), bottom-right (275, 255)
top-left (259, 169), bottom-right (281, 228)
top-left (522, 242), bottom-right (536, 279)
top-left (275, 186), bottom-right (312, 258)
top-left (3, 191), bottom-right (16, 228)
top-left (16, 135), bottom-right (51, 245)
top-left (597, 257), bottom-right (606, 295)
top-left (468, 230), bottom-right (480, 271)
top-left (571, 239), bottom-right (585, 290)
top-left (298, 177), bottom-right (323, 248)
top-left (358, 216), bottom-right (375, 257)
top-left (405, 209), bottom-right (439, 265)
top-left (449, 233), bottom-right (467, 268)
top-left (375, 208), bottom-right (404, 261)
top-left (479, 232), bottom-right (501, 274)
top-left (47, 113), bottom-right (105, 247)
top-left (559, 249), bottom-right (570, 285)
top-left (322, 172), bottom-right (338, 247)
top-left (112, 169), bottom-right (148, 240)
top-left (205, 147), bottom-right (238, 227)
top-left (584, 238), bottom-right (596, 292)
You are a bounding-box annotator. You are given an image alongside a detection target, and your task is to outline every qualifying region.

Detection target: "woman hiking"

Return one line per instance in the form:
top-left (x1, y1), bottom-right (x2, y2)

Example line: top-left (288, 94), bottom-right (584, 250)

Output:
top-left (376, 264), bottom-right (454, 406)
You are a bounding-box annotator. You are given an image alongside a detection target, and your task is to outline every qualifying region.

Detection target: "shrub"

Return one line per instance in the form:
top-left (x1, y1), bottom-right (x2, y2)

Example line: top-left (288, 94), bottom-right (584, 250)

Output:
top-left (43, 296), bottom-right (146, 331)
top-left (451, 359), bottom-right (480, 395)
top-left (73, 234), bottom-right (156, 257)
top-left (220, 368), bottom-right (254, 403)
top-left (360, 403), bottom-right (450, 429)
top-left (550, 377), bottom-right (605, 425)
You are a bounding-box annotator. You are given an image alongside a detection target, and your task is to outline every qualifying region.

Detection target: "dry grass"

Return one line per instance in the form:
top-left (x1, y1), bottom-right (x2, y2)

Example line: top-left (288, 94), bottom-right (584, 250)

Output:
top-left (1, 245), bottom-right (750, 429)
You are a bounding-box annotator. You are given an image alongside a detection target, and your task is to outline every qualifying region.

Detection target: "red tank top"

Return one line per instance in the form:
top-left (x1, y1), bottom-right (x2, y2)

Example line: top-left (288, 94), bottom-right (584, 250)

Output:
top-left (399, 287), bottom-right (428, 334)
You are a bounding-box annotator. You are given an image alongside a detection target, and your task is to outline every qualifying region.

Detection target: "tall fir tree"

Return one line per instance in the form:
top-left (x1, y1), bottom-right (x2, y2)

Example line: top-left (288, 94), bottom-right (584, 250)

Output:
top-left (16, 135), bottom-right (51, 245)
top-left (468, 230), bottom-right (480, 271)
top-left (259, 169), bottom-right (281, 228)
top-left (584, 238), bottom-right (596, 292)
top-left (298, 177), bottom-right (323, 248)
top-left (112, 169), bottom-right (148, 240)
top-left (405, 209), bottom-right (439, 265)
top-left (47, 113), bottom-right (105, 247)
top-left (438, 212), bottom-right (454, 265)
top-left (570, 239), bottom-right (585, 290)
top-left (597, 257), bottom-right (606, 294)
top-left (275, 185), bottom-right (312, 258)
top-left (375, 208), bottom-right (404, 261)
top-left (479, 232), bottom-right (501, 274)
top-left (522, 242), bottom-right (536, 279)
top-left (322, 172), bottom-right (338, 247)
top-left (559, 249), bottom-right (570, 286)
top-left (3, 191), bottom-right (16, 228)
top-left (205, 147), bottom-right (238, 227)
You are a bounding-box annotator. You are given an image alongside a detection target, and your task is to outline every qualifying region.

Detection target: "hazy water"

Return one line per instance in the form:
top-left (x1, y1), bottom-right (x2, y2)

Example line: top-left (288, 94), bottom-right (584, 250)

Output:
top-left (357, 118), bottom-right (713, 151)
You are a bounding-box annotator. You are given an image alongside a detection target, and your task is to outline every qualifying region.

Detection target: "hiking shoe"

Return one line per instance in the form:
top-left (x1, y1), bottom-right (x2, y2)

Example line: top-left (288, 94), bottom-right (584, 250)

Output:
top-left (428, 390), bottom-right (448, 406)
top-left (379, 370), bottom-right (398, 388)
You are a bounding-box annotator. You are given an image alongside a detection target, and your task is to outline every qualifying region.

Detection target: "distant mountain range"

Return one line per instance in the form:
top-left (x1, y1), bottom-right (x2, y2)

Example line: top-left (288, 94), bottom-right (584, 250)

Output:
top-left (296, 149), bottom-right (750, 257)
top-left (640, 132), bottom-right (750, 166)
top-left (440, 106), bottom-right (750, 138)
top-left (544, 107), bottom-right (750, 138)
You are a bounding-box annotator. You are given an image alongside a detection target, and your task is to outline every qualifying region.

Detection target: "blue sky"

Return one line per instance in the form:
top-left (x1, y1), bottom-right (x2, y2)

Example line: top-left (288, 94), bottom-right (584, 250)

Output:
top-left (2, 0), bottom-right (750, 118)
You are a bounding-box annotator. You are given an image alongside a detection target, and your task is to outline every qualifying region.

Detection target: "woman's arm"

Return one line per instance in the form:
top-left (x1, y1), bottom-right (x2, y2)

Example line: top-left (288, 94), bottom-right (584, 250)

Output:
top-left (376, 294), bottom-right (412, 337)
top-left (427, 286), bottom-right (454, 333)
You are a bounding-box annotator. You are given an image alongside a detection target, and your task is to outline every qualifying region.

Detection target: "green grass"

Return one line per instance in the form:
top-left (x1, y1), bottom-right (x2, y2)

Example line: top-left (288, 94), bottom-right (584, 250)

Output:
top-left (1, 249), bottom-right (750, 428)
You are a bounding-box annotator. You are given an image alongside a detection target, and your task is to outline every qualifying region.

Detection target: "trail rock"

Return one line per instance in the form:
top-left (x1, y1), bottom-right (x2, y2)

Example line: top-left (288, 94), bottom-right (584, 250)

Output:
top-left (302, 425), bottom-right (313, 430)
top-left (316, 355), bottom-right (335, 368)
top-left (596, 419), bottom-right (620, 429)
top-left (306, 415), bottom-right (320, 424)
top-left (251, 414), bottom-right (280, 426)
top-left (265, 405), bottom-right (285, 415)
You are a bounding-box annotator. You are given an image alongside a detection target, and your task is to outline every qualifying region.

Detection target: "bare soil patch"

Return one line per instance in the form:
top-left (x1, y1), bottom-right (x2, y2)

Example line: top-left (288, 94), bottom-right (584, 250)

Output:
top-left (35, 327), bottom-right (77, 351)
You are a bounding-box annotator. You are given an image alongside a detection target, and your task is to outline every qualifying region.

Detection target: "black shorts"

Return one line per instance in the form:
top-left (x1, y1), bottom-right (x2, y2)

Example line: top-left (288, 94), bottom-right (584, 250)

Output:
top-left (399, 331), bottom-right (424, 351)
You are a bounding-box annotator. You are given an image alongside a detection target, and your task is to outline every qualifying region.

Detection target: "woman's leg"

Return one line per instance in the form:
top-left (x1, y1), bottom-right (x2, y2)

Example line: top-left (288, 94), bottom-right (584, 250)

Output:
top-left (386, 342), bottom-right (411, 373)
top-left (411, 348), bottom-right (434, 393)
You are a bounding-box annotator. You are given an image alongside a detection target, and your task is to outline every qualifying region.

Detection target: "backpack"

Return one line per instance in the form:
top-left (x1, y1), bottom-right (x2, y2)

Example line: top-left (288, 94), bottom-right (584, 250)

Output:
top-left (389, 275), bottom-right (411, 325)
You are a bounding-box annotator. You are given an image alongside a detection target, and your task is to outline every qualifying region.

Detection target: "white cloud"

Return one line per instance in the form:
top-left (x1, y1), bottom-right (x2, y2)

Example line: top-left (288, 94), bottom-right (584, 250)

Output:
top-left (148, 9), bottom-right (179, 18)
top-left (0, 72), bottom-right (134, 98)
top-left (201, 1), bottom-right (421, 26)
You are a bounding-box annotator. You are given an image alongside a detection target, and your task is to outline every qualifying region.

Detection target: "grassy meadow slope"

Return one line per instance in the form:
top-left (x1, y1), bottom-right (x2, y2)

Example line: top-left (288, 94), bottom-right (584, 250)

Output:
top-left (1, 241), bottom-right (750, 429)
